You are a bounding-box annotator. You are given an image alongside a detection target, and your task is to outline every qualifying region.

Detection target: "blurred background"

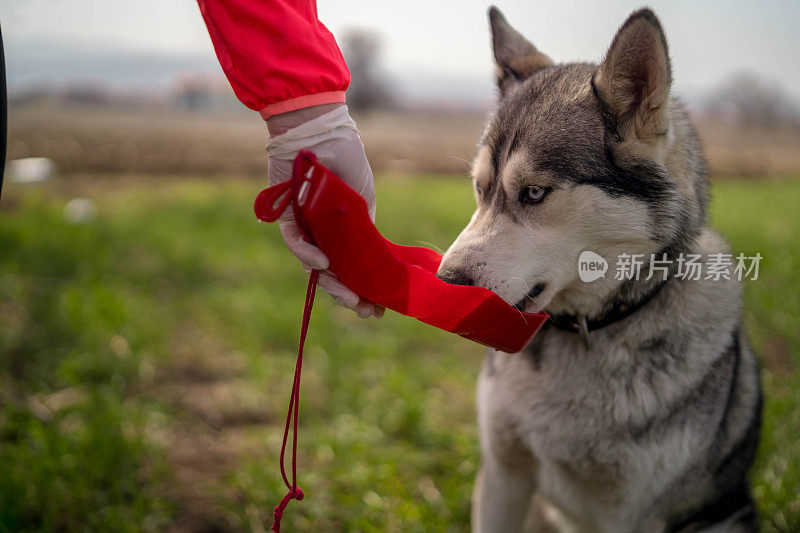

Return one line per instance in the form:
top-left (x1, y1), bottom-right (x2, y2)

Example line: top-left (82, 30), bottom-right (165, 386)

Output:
top-left (1, 1), bottom-right (798, 531)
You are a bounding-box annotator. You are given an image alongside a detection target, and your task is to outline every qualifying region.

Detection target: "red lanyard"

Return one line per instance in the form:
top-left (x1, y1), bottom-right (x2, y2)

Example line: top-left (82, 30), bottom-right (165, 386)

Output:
top-left (270, 269), bottom-right (319, 532)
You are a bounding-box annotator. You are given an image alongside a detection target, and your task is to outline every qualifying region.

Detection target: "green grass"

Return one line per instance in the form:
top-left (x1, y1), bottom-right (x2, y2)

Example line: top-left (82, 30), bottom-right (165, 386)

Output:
top-left (1, 175), bottom-right (798, 531)
top-left (709, 179), bottom-right (800, 531)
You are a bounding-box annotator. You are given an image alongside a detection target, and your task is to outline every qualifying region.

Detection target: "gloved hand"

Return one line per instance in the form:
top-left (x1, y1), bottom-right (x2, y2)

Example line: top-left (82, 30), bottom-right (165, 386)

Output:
top-left (266, 103), bottom-right (383, 318)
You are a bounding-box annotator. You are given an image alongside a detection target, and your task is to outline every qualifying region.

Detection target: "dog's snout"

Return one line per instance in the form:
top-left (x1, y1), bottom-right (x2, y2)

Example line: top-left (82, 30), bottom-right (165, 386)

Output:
top-left (437, 267), bottom-right (475, 287)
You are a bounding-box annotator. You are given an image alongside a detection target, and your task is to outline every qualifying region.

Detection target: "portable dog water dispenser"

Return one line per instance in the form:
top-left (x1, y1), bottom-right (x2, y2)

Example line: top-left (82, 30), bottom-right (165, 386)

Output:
top-left (255, 150), bottom-right (548, 353)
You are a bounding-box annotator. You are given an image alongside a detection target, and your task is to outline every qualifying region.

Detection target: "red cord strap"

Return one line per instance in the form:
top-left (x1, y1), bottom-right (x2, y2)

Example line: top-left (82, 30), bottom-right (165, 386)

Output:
top-left (271, 269), bottom-right (318, 532)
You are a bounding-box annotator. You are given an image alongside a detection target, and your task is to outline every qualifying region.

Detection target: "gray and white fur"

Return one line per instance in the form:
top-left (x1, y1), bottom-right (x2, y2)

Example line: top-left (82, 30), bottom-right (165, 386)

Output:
top-left (436, 7), bottom-right (763, 532)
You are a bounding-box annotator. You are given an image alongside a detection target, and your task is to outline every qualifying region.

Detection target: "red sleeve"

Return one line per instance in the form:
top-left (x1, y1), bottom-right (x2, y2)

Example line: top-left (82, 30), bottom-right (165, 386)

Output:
top-left (197, 0), bottom-right (350, 119)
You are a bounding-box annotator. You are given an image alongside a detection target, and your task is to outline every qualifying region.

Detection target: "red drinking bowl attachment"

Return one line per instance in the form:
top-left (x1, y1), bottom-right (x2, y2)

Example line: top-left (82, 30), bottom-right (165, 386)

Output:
top-left (254, 150), bottom-right (548, 353)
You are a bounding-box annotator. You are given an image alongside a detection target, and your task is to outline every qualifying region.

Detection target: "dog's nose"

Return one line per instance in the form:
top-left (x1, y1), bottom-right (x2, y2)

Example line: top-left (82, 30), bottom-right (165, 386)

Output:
top-left (437, 267), bottom-right (475, 286)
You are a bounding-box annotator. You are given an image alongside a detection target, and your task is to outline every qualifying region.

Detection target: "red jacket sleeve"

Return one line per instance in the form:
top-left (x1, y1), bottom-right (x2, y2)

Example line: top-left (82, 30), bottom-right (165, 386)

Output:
top-left (197, 0), bottom-right (350, 119)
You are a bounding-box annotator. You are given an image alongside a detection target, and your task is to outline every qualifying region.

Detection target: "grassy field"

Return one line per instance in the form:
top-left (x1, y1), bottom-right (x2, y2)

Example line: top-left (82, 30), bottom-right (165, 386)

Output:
top-left (1, 175), bottom-right (798, 532)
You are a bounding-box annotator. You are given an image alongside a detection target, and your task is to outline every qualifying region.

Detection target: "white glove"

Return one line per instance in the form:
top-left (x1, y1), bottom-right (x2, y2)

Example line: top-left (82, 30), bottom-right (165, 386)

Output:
top-left (266, 103), bottom-right (383, 319)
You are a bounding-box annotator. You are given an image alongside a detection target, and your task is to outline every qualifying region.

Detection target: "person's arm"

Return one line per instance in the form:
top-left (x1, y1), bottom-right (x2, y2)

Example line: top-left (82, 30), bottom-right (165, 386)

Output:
top-left (197, 0), bottom-right (349, 118)
top-left (197, 0), bottom-right (381, 318)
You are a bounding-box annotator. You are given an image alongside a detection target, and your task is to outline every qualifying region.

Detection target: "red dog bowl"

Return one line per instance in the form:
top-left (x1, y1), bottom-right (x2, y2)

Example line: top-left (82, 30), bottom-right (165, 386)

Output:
top-left (255, 150), bottom-right (548, 353)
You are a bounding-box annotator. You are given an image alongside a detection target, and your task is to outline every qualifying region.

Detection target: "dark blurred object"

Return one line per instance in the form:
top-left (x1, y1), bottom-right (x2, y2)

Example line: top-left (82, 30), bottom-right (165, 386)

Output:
top-left (1, 22), bottom-right (7, 196)
top-left (707, 71), bottom-right (800, 130)
top-left (341, 29), bottom-right (393, 114)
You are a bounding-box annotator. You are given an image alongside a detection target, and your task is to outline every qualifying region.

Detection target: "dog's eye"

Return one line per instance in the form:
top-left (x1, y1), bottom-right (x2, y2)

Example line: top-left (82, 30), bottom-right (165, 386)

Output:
top-left (475, 182), bottom-right (483, 197)
top-left (519, 185), bottom-right (550, 205)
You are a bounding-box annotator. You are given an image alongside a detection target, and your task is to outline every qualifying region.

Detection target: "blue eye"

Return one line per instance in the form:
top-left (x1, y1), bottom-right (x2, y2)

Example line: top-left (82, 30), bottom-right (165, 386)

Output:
top-left (475, 182), bottom-right (483, 197)
top-left (519, 185), bottom-right (550, 205)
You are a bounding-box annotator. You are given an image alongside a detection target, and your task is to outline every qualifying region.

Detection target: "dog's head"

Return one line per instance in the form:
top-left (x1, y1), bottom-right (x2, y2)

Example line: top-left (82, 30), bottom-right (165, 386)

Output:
top-left (437, 7), bottom-right (708, 317)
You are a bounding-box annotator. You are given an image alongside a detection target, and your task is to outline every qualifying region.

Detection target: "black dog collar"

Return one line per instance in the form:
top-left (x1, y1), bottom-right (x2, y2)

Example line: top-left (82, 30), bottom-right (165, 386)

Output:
top-left (546, 278), bottom-right (670, 345)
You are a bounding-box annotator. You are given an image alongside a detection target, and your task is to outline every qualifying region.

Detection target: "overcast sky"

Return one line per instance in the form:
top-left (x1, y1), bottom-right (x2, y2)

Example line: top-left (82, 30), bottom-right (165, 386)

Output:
top-left (3, 0), bottom-right (800, 103)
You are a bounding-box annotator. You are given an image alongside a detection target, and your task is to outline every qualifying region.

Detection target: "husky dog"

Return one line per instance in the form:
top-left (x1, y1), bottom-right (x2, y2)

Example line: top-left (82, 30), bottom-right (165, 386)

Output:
top-left (437, 7), bottom-right (762, 532)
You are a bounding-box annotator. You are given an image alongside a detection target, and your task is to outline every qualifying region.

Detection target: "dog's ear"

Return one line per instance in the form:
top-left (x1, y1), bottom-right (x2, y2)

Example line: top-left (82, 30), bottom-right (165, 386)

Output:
top-left (489, 6), bottom-right (553, 97)
top-left (593, 9), bottom-right (672, 142)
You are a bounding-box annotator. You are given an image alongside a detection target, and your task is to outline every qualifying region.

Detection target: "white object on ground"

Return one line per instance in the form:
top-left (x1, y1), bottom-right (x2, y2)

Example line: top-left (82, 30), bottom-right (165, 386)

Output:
top-left (7, 157), bottom-right (57, 183)
top-left (63, 198), bottom-right (97, 224)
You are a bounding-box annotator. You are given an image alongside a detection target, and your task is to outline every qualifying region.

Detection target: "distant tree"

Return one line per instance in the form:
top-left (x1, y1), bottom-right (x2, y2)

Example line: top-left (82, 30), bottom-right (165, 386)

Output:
top-left (708, 71), bottom-right (799, 129)
top-left (341, 29), bottom-right (392, 113)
